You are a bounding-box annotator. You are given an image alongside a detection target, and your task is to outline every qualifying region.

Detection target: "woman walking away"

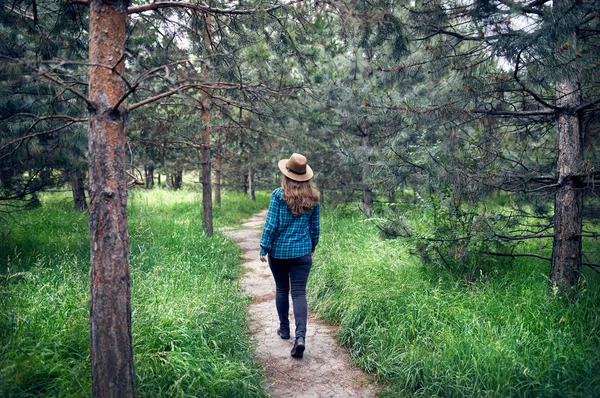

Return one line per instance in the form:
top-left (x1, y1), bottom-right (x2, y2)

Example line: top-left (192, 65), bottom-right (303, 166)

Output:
top-left (259, 153), bottom-right (320, 359)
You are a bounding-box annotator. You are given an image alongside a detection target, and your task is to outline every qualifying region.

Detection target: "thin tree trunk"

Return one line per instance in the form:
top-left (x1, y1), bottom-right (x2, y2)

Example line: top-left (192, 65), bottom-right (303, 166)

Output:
top-left (550, 77), bottom-right (583, 292)
top-left (241, 174), bottom-right (248, 194)
top-left (361, 128), bottom-right (373, 216)
top-left (173, 160), bottom-right (183, 190)
top-left (248, 166), bottom-right (255, 201)
top-left (145, 164), bottom-right (154, 189)
top-left (200, 14), bottom-right (213, 236)
top-left (87, 0), bottom-right (136, 397)
top-left (201, 98), bottom-right (213, 235)
top-left (388, 188), bottom-right (396, 204)
top-left (215, 155), bottom-right (221, 207)
top-left (71, 168), bottom-right (87, 210)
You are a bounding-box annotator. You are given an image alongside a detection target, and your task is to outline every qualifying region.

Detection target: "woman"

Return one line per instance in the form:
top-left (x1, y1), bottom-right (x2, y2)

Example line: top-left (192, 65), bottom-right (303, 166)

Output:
top-left (259, 153), bottom-right (320, 359)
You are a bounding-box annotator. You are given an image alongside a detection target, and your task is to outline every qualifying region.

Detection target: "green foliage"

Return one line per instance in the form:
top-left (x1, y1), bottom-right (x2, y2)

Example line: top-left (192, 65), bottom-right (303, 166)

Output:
top-left (0, 1), bottom-right (89, 205)
top-left (379, 192), bottom-right (514, 281)
top-left (0, 190), bottom-right (268, 397)
top-left (310, 209), bottom-right (600, 397)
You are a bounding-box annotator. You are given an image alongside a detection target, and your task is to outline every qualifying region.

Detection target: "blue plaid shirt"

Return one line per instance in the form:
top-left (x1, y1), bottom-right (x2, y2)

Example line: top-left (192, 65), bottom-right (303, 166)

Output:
top-left (260, 188), bottom-right (320, 259)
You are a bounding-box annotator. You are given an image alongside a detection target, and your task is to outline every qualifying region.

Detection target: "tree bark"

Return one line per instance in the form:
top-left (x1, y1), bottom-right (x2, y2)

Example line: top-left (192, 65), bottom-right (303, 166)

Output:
top-left (201, 97), bottom-right (213, 235)
top-left (361, 127), bottom-right (373, 216)
top-left (173, 160), bottom-right (183, 190)
top-left (550, 77), bottom-right (583, 292)
top-left (248, 166), bottom-right (255, 201)
top-left (388, 188), bottom-right (396, 204)
top-left (87, 0), bottom-right (136, 397)
top-left (71, 168), bottom-right (88, 210)
top-left (215, 155), bottom-right (221, 207)
top-left (200, 14), bottom-right (214, 236)
top-left (145, 164), bottom-right (154, 189)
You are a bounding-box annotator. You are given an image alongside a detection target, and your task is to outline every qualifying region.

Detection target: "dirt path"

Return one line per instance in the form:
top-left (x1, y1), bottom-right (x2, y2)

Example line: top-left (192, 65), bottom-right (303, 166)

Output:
top-left (222, 210), bottom-right (378, 398)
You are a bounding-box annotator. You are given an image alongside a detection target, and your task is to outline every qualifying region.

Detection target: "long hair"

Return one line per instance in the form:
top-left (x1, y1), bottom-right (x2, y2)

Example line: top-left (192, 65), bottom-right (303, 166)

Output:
top-left (282, 176), bottom-right (320, 216)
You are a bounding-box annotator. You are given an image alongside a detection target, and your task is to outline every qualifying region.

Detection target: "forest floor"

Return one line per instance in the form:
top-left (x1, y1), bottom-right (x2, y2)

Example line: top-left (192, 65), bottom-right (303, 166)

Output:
top-left (222, 210), bottom-right (379, 398)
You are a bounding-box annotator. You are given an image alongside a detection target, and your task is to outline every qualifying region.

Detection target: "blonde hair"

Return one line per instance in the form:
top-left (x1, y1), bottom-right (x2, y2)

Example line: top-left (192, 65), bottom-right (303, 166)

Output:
top-left (282, 176), bottom-right (320, 216)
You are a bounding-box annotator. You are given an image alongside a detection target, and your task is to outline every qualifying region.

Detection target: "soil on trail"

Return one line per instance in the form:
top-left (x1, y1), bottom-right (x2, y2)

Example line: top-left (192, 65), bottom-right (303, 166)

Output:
top-left (222, 210), bottom-right (378, 398)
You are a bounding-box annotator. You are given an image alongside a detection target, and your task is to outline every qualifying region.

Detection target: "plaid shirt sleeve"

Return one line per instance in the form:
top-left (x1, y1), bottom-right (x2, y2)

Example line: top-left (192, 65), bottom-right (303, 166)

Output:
top-left (260, 190), bottom-right (280, 256)
top-left (309, 203), bottom-right (320, 252)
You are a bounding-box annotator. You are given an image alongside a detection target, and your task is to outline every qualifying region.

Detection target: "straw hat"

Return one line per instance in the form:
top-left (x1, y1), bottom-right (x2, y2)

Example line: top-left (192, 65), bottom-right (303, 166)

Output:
top-left (278, 153), bottom-right (314, 182)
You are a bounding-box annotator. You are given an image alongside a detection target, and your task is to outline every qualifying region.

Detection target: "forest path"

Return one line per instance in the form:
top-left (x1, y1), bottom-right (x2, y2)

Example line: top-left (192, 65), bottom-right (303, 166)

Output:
top-left (221, 210), bottom-right (378, 398)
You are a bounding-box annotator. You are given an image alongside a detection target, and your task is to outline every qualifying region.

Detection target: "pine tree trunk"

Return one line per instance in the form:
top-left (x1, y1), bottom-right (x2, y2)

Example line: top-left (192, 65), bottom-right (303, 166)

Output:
top-left (173, 160), bottom-right (183, 190)
top-left (145, 164), bottom-right (154, 189)
top-left (200, 14), bottom-right (213, 236)
top-left (248, 167), bottom-right (255, 201)
top-left (215, 156), bottom-right (221, 207)
top-left (71, 168), bottom-right (87, 210)
top-left (87, 1), bottom-right (136, 397)
top-left (388, 188), bottom-right (396, 204)
top-left (241, 175), bottom-right (248, 194)
top-left (550, 78), bottom-right (583, 292)
top-left (361, 129), bottom-right (373, 216)
top-left (201, 103), bottom-right (213, 235)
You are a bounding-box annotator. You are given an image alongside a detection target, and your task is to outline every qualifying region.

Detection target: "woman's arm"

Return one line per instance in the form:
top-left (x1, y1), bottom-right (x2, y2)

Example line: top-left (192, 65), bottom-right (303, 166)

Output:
top-left (260, 190), bottom-right (281, 257)
top-left (309, 203), bottom-right (320, 253)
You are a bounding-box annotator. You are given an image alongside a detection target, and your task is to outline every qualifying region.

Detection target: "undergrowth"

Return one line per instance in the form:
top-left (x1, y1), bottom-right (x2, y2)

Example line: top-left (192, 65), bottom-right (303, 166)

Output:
top-left (0, 189), bottom-right (269, 397)
top-left (309, 207), bottom-right (600, 397)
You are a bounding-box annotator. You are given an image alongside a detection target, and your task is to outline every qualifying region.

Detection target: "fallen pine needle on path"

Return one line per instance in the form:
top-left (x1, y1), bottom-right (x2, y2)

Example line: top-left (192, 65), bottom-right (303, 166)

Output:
top-left (222, 209), bottom-right (378, 398)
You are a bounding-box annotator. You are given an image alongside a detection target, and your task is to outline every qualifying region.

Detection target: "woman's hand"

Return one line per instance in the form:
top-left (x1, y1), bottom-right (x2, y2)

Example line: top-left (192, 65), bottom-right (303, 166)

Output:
top-left (260, 254), bottom-right (267, 263)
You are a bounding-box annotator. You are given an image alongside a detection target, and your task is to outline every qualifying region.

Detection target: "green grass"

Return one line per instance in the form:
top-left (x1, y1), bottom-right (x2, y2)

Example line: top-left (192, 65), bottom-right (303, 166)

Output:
top-left (309, 208), bottom-right (600, 397)
top-left (0, 189), bottom-right (269, 397)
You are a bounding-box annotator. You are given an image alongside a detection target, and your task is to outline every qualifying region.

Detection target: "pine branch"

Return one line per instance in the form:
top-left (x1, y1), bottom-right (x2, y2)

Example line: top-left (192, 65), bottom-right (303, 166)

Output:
top-left (576, 97), bottom-right (600, 113)
top-left (38, 69), bottom-right (90, 106)
top-left (494, 233), bottom-right (554, 240)
top-left (0, 117), bottom-right (87, 161)
top-left (126, 0), bottom-right (307, 15)
top-left (486, 252), bottom-right (552, 261)
top-left (486, 251), bottom-right (600, 271)
top-left (113, 60), bottom-right (192, 112)
top-left (513, 50), bottom-right (558, 110)
top-left (472, 109), bottom-right (555, 117)
top-left (498, 0), bottom-right (549, 16)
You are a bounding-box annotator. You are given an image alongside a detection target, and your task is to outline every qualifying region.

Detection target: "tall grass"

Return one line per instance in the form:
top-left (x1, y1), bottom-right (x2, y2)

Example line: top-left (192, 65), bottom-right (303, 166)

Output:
top-left (309, 208), bottom-right (600, 397)
top-left (0, 189), bottom-right (269, 397)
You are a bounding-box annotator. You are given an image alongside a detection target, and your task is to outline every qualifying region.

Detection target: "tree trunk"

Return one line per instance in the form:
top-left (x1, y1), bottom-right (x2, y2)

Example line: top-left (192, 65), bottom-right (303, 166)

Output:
top-left (361, 128), bottom-right (373, 216)
top-left (200, 14), bottom-right (213, 236)
top-left (71, 168), bottom-right (87, 210)
top-left (215, 155), bottom-right (221, 207)
top-left (173, 160), bottom-right (183, 190)
top-left (550, 78), bottom-right (583, 292)
top-left (241, 173), bottom-right (248, 194)
top-left (388, 188), bottom-right (396, 204)
top-left (87, 0), bottom-right (136, 397)
top-left (201, 100), bottom-right (213, 235)
top-left (145, 164), bottom-right (154, 189)
top-left (248, 166), bottom-right (255, 201)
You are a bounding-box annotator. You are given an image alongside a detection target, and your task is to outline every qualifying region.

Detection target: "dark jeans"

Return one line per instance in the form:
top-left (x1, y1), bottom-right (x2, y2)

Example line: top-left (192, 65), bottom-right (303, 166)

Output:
top-left (268, 254), bottom-right (312, 339)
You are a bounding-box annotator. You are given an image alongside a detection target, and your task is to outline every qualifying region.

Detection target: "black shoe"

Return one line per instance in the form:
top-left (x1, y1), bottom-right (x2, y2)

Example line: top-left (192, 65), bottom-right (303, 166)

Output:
top-left (277, 328), bottom-right (290, 340)
top-left (291, 337), bottom-right (305, 358)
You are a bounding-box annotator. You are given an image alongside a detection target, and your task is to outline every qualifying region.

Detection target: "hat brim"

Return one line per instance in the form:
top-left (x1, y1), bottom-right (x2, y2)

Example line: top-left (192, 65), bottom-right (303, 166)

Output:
top-left (278, 159), bottom-right (314, 182)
